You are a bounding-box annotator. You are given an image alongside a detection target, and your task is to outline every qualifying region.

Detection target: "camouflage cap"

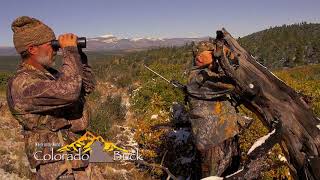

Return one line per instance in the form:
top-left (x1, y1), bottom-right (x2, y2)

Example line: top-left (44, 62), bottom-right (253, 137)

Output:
top-left (11, 16), bottom-right (56, 53)
top-left (192, 40), bottom-right (215, 57)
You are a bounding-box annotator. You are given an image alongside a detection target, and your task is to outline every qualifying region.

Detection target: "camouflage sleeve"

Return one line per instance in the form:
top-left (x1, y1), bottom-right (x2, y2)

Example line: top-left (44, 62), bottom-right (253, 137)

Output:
top-left (69, 103), bottom-right (90, 132)
top-left (17, 47), bottom-right (83, 113)
top-left (79, 50), bottom-right (96, 95)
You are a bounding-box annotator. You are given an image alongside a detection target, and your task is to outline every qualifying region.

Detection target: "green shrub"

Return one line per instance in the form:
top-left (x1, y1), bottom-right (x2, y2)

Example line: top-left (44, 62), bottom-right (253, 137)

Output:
top-left (0, 72), bottom-right (12, 95)
top-left (89, 95), bottom-right (126, 139)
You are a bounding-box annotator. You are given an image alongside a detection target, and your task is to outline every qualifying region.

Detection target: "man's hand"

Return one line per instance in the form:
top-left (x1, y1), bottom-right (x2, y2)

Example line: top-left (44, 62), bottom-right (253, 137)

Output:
top-left (58, 33), bottom-right (77, 48)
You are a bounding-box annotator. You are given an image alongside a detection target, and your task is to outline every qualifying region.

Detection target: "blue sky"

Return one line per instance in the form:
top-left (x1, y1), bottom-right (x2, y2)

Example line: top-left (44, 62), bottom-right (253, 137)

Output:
top-left (1, 0), bottom-right (319, 46)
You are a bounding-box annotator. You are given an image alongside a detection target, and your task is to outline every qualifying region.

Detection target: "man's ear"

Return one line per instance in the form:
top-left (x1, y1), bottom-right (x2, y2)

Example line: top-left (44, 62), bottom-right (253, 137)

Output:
top-left (27, 46), bottom-right (38, 55)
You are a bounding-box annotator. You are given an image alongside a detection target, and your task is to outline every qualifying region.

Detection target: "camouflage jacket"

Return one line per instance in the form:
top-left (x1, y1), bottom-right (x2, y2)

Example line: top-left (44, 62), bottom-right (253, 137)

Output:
top-left (6, 47), bottom-right (95, 169)
top-left (187, 68), bottom-right (242, 151)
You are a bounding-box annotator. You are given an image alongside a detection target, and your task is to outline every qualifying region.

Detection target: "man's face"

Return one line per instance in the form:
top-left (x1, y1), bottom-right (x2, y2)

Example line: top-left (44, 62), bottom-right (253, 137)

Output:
top-left (195, 50), bottom-right (213, 67)
top-left (31, 42), bottom-right (57, 68)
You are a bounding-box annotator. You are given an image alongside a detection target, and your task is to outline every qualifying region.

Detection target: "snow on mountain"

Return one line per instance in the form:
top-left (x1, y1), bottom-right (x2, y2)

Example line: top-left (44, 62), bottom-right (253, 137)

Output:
top-left (131, 37), bottom-right (164, 41)
top-left (88, 34), bottom-right (119, 43)
top-left (87, 34), bottom-right (208, 51)
top-left (100, 34), bottom-right (116, 38)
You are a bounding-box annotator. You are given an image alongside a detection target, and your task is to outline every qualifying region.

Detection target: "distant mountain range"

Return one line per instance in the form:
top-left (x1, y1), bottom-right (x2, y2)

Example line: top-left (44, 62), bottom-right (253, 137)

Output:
top-left (0, 35), bottom-right (207, 55)
top-left (86, 34), bottom-right (208, 51)
top-left (0, 46), bottom-right (17, 56)
top-left (3, 22), bottom-right (319, 67)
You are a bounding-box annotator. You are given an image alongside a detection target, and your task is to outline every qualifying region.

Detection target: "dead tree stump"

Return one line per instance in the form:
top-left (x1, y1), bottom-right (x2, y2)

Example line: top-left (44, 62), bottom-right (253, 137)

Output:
top-left (215, 28), bottom-right (320, 180)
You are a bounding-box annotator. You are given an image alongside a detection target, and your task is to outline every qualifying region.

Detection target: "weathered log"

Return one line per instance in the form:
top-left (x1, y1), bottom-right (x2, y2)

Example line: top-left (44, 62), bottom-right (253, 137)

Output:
top-left (215, 28), bottom-right (320, 180)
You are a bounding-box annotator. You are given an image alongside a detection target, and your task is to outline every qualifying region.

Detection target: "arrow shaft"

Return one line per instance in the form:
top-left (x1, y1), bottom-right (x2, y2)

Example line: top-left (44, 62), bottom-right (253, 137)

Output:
top-left (144, 65), bottom-right (172, 84)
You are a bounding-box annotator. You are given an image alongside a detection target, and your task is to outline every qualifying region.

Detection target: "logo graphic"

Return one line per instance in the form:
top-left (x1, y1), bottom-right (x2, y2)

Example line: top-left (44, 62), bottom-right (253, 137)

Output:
top-left (55, 131), bottom-right (142, 163)
top-left (89, 141), bottom-right (114, 162)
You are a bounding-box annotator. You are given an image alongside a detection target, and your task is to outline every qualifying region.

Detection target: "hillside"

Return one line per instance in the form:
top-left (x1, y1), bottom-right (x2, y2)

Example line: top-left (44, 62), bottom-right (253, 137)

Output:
top-left (0, 23), bottom-right (319, 179)
top-left (88, 45), bottom-right (320, 179)
top-left (239, 22), bottom-right (320, 68)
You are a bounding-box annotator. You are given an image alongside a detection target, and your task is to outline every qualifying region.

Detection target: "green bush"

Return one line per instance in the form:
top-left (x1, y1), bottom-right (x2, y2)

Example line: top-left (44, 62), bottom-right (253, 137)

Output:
top-left (0, 72), bottom-right (12, 95)
top-left (88, 95), bottom-right (126, 139)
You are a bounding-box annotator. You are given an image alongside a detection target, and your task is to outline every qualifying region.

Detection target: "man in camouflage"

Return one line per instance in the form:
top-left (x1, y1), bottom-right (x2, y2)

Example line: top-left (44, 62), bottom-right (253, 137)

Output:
top-left (7, 16), bottom-right (95, 179)
top-left (187, 40), bottom-right (244, 177)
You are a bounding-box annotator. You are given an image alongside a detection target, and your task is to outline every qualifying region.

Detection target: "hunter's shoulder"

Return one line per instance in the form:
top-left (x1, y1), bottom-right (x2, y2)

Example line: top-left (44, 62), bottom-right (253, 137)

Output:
top-left (13, 69), bottom-right (42, 81)
top-left (10, 70), bottom-right (43, 92)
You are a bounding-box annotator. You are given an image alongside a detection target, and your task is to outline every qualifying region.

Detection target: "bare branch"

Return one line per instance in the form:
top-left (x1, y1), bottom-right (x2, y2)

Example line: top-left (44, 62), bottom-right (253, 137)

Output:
top-left (136, 160), bottom-right (178, 180)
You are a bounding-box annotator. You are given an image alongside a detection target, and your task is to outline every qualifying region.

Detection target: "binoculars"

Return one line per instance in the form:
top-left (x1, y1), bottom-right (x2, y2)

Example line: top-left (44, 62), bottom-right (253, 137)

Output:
top-left (51, 37), bottom-right (86, 50)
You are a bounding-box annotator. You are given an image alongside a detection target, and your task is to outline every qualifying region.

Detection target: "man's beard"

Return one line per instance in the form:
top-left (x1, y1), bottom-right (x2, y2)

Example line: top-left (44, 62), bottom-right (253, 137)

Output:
top-left (37, 53), bottom-right (55, 68)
